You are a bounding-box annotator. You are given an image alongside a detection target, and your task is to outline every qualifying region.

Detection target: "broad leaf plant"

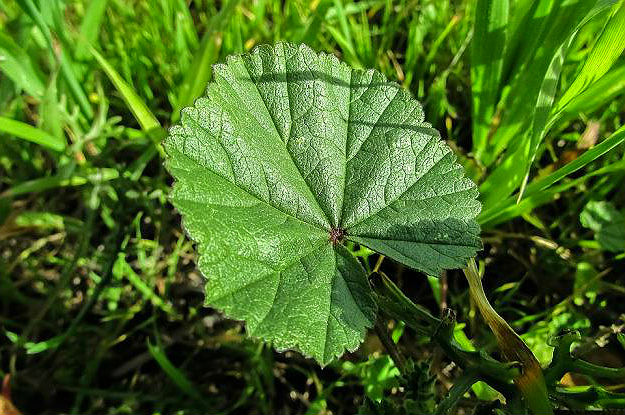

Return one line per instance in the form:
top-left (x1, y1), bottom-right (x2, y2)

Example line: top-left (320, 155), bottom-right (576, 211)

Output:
top-left (164, 42), bottom-right (481, 365)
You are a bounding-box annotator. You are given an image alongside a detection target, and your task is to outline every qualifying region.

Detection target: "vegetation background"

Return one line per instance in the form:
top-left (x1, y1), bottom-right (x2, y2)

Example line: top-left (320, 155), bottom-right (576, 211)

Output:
top-left (1, 0), bottom-right (624, 414)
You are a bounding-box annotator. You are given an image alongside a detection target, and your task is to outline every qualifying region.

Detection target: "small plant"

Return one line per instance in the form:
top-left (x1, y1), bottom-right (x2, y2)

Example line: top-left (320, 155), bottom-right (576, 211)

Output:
top-left (164, 42), bottom-right (481, 364)
top-left (165, 42), bottom-right (625, 415)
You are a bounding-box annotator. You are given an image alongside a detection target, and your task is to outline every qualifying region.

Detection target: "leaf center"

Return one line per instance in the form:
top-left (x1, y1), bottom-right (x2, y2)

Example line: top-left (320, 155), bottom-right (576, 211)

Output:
top-left (329, 227), bottom-right (346, 245)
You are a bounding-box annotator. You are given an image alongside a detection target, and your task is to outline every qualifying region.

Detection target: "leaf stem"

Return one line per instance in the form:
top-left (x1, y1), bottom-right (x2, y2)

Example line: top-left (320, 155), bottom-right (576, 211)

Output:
top-left (435, 370), bottom-right (479, 414)
top-left (545, 331), bottom-right (625, 386)
top-left (373, 255), bottom-right (385, 273)
top-left (373, 317), bottom-right (408, 375)
top-left (369, 271), bottom-right (519, 385)
top-left (370, 272), bottom-right (440, 332)
top-left (462, 259), bottom-right (553, 415)
top-left (573, 359), bottom-right (625, 380)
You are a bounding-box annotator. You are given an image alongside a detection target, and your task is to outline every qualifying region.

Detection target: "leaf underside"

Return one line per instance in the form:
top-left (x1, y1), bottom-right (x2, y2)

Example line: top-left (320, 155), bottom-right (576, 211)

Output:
top-left (164, 42), bottom-right (481, 364)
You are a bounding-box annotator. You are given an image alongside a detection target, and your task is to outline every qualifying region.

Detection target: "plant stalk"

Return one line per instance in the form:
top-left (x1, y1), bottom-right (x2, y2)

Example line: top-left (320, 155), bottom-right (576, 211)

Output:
top-left (369, 272), bottom-right (519, 384)
top-left (463, 259), bottom-right (553, 415)
top-left (545, 331), bottom-right (625, 386)
top-left (435, 370), bottom-right (479, 414)
top-left (373, 317), bottom-right (408, 375)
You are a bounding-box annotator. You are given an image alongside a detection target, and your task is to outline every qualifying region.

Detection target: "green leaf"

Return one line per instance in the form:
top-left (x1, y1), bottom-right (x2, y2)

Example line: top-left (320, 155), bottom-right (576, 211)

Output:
top-left (341, 355), bottom-right (401, 402)
top-left (580, 200), bottom-right (625, 252)
top-left (164, 43), bottom-right (481, 364)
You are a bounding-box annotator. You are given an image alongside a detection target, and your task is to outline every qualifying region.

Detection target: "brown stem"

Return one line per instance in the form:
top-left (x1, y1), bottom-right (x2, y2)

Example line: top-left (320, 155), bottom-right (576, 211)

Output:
top-left (463, 259), bottom-right (552, 415)
top-left (2, 374), bottom-right (10, 400)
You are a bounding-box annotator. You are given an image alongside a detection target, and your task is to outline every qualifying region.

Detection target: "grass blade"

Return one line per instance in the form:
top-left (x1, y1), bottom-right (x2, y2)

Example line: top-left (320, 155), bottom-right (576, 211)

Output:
top-left (520, 126), bottom-right (625, 199)
top-left (554, 0), bottom-right (625, 114)
top-left (14, 0), bottom-right (94, 119)
top-left (555, 63), bottom-right (625, 125)
top-left (479, 0), bottom-right (618, 207)
top-left (479, 124), bottom-right (625, 226)
top-left (172, 0), bottom-right (239, 121)
top-left (328, 0), bottom-right (358, 63)
top-left (480, 35), bottom-right (571, 208)
top-left (470, 0), bottom-right (509, 159)
top-left (89, 46), bottom-right (160, 132)
top-left (0, 32), bottom-right (45, 97)
top-left (0, 116), bottom-right (64, 151)
top-left (146, 340), bottom-right (208, 408)
top-left (500, 0), bottom-right (540, 81)
top-left (0, 168), bottom-right (119, 198)
top-left (112, 254), bottom-right (173, 314)
top-left (75, 0), bottom-right (109, 60)
top-left (479, 161), bottom-right (625, 228)
top-left (40, 73), bottom-right (64, 140)
top-left (172, 34), bottom-right (222, 121)
top-left (481, 0), bottom-right (597, 166)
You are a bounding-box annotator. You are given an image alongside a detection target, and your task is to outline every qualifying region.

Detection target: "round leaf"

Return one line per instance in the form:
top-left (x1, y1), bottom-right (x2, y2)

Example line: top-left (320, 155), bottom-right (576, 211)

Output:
top-left (164, 42), bottom-right (481, 364)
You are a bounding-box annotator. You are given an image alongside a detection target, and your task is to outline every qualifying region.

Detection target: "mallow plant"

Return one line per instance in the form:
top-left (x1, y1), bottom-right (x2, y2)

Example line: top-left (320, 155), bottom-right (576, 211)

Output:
top-left (164, 41), bottom-right (482, 362)
top-left (163, 43), bottom-right (623, 414)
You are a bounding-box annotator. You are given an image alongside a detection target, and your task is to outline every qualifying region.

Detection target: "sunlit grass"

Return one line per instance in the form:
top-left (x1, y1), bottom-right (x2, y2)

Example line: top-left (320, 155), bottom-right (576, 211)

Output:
top-left (0, 0), bottom-right (624, 413)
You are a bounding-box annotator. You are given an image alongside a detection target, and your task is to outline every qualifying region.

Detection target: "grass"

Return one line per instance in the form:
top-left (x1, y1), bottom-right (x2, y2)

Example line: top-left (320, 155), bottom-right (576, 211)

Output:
top-left (1, 0), bottom-right (624, 413)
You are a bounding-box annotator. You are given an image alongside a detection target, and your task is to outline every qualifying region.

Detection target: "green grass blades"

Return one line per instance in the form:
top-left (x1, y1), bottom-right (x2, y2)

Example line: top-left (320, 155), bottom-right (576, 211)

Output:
top-left (0, 168), bottom-right (119, 198)
top-left (14, 0), bottom-right (94, 119)
top-left (0, 32), bottom-right (45, 97)
top-left (470, 0), bottom-right (508, 160)
top-left (2, 1), bottom-right (625, 414)
top-left (478, 0), bottom-right (625, 211)
top-left (75, 0), bottom-right (109, 60)
top-left (481, 37), bottom-right (569, 207)
top-left (171, 0), bottom-right (240, 121)
top-left (89, 46), bottom-right (160, 132)
top-left (478, 0), bottom-right (596, 166)
top-left (0, 116), bottom-right (64, 151)
top-left (479, 124), bottom-right (625, 227)
top-left (146, 340), bottom-right (210, 409)
top-left (555, 63), bottom-right (625, 126)
top-left (554, 0), bottom-right (625, 115)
